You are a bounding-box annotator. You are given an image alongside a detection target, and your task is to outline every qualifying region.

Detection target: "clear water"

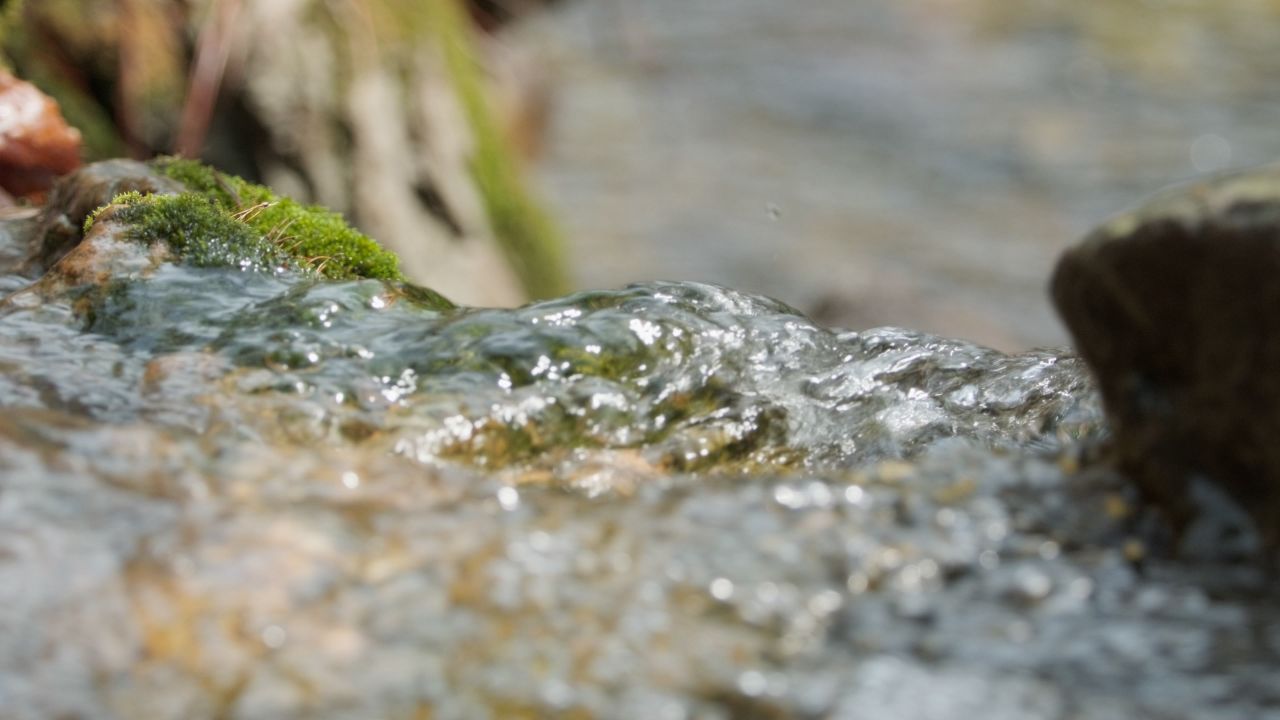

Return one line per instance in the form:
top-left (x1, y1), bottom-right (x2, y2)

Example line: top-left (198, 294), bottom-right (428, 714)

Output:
top-left (525, 1), bottom-right (1280, 349)
top-left (2, 215), bottom-right (1277, 719)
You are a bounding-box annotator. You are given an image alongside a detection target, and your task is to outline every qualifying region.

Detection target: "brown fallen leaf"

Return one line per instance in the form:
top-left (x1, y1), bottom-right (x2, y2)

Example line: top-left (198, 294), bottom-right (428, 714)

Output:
top-left (0, 69), bottom-right (82, 200)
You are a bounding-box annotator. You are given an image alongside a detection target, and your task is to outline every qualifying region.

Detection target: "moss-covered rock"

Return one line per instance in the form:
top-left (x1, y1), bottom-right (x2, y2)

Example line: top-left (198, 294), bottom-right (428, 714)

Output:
top-left (145, 157), bottom-right (405, 282)
top-left (21, 159), bottom-right (183, 276)
top-left (23, 158), bottom-right (454, 310)
top-left (103, 191), bottom-right (296, 276)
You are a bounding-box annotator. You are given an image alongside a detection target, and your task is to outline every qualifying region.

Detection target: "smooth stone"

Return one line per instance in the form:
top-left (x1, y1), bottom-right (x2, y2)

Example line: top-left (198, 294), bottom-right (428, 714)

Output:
top-left (1052, 163), bottom-right (1280, 553)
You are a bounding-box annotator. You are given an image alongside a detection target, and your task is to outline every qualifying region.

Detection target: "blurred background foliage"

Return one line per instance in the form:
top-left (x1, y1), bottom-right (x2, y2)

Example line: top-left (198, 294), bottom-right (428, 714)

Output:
top-left (0, 0), bottom-right (568, 305)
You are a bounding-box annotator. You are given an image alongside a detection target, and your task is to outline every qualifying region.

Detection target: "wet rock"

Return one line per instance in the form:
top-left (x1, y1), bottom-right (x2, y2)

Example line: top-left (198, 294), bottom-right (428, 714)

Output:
top-left (21, 160), bottom-right (183, 276)
top-left (23, 204), bottom-right (171, 297)
top-left (1052, 163), bottom-right (1280, 553)
top-left (0, 207), bottom-right (39, 279)
top-left (11, 159), bottom-right (454, 316)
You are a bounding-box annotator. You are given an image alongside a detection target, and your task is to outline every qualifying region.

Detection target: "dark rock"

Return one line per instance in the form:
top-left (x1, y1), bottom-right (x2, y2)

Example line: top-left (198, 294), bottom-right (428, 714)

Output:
top-left (1052, 164), bottom-right (1280, 552)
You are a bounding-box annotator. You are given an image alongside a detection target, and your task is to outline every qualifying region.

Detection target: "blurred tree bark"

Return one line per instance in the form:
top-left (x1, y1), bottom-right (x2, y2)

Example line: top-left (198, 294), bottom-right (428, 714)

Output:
top-left (2, 0), bottom-right (568, 304)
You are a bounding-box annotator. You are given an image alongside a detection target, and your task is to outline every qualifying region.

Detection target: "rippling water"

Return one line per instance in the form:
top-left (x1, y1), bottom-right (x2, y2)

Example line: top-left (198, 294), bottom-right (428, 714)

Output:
top-left (526, 1), bottom-right (1280, 348)
top-left (3, 201), bottom-right (1278, 718)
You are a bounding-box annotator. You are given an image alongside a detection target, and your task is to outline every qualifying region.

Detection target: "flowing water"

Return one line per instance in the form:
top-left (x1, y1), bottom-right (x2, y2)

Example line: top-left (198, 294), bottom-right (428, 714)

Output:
top-left (2, 202), bottom-right (1278, 718)
top-left (525, 0), bottom-right (1280, 349)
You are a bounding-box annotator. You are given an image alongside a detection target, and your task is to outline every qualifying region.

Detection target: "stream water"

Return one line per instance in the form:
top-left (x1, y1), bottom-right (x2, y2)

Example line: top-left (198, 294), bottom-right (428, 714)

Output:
top-left (525, 0), bottom-right (1280, 349)
top-left (6, 1), bottom-right (1280, 712)
top-left (2, 189), bottom-right (1278, 717)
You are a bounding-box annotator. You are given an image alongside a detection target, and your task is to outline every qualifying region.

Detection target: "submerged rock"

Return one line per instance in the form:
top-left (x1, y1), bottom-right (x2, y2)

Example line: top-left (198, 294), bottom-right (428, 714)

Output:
top-left (1053, 164), bottom-right (1280, 553)
top-left (0, 161), bottom-right (1277, 718)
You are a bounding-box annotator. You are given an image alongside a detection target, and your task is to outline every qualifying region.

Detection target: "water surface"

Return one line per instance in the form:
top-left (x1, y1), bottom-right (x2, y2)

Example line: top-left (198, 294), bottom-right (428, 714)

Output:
top-left (2, 217), bottom-right (1277, 717)
top-left (526, 1), bottom-right (1280, 348)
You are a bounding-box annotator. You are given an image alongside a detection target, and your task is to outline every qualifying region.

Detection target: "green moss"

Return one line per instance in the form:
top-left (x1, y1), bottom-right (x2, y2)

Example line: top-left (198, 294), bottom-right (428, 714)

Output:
top-left (84, 190), bottom-right (144, 234)
top-left (107, 191), bottom-right (296, 274)
top-left (151, 157), bottom-right (407, 283)
top-left (0, 0), bottom-right (22, 68)
top-left (423, 0), bottom-right (569, 300)
top-left (77, 158), bottom-right (455, 310)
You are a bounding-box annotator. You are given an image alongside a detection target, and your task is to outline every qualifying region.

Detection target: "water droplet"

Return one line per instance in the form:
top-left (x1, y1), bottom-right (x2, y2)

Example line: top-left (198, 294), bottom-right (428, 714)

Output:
top-left (1189, 133), bottom-right (1232, 173)
top-left (805, 480), bottom-right (834, 507)
top-left (541, 679), bottom-right (574, 708)
top-left (261, 624), bottom-right (287, 649)
top-left (1038, 540), bottom-right (1060, 560)
top-left (710, 577), bottom-right (735, 601)
top-left (847, 572), bottom-right (870, 594)
top-left (738, 670), bottom-right (768, 697)
top-left (1067, 577), bottom-right (1094, 600)
top-left (1011, 566), bottom-right (1053, 603)
top-left (497, 486), bottom-right (520, 511)
top-left (807, 589), bottom-right (843, 616)
top-left (341, 471), bottom-right (360, 489)
top-left (934, 507), bottom-right (956, 527)
top-left (844, 485), bottom-right (867, 505)
top-left (755, 581), bottom-right (782, 607)
top-left (984, 520), bottom-right (1009, 542)
top-left (773, 484), bottom-right (802, 509)
top-left (528, 531), bottom-right (553, 552)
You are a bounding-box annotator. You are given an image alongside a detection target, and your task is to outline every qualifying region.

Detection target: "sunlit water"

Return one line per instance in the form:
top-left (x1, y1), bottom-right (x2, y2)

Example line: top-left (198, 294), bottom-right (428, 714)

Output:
top-left (2, 212), bottom-right (1278, 718)
top-left (524, 1), bottom-right (1280, 349)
